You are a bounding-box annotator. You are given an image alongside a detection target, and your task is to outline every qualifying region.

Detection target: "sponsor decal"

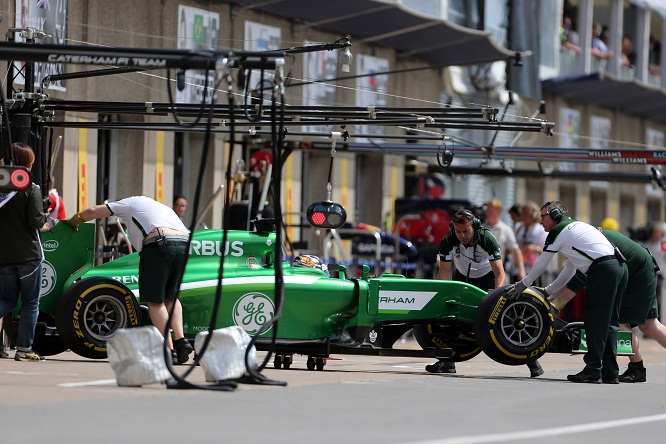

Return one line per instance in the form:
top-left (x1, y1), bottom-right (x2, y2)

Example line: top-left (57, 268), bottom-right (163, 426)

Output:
top-left (111, 275), bottom-right (139, 285)
top-left (190, 240), bottom-right (244, 257)
top-left (233, 292), bottom-right (275, 335)
top-left (488, 297), bottom-right (506, 325)
top-left (378, 291), bottom-right (437, 311)
top-left (47, 54), bottom-right (167, 68)
top-left (40, 260), bottom-right (57, 296)
top-left (368, 330), bottom-right (378, 343)
top-left (246, 256), bottom-right (259, 268)
top-left (42, 240), bottom-right (59, 252)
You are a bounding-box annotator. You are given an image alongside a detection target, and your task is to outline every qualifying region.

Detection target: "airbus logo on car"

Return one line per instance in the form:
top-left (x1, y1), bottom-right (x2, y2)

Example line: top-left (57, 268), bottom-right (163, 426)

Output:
top-left (190, 240), bottom-right (244, 257)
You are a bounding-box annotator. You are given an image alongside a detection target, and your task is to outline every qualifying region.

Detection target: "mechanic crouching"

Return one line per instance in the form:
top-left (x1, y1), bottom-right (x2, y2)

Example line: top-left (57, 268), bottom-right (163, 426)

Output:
top-left (509, 200), bottom-right (628, 384)
top-left (427, 209), bottom-right (544, 377)
top-left (62, 195), bottom-right (194, 365)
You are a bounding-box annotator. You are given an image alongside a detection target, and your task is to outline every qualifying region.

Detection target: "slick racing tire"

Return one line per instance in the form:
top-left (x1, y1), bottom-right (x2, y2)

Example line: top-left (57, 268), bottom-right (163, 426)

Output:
top-left (56, 277), bottom-right (141, 359)
top-left (413, 324), bottom-right (482, 362)
top-left (474, 286), bottom-right (555, 366)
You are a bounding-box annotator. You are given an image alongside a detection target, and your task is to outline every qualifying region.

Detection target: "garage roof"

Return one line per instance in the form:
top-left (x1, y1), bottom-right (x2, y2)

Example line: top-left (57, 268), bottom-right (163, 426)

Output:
top-left (225, 0), bottom-right (517, 67)
top-left (542, 72), bottom-right (666, 124)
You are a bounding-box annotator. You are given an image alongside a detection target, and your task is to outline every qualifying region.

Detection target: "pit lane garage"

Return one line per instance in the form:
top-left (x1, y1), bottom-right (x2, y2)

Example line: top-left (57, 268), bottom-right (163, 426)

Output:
top-left (0, 36), bottom-right (635, 382)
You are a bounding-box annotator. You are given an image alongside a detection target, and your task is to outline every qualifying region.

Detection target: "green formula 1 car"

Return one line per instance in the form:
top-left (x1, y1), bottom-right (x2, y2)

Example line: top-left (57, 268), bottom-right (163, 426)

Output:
top-left (4, 222), bottom-right (630, 370)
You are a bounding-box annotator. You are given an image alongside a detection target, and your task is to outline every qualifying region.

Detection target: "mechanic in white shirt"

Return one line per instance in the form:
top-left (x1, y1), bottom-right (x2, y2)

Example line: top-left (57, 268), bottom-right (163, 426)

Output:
top-left (63, 195), bottom-right (194, 365)
top-left (510, 200), bottom-right (628, 384)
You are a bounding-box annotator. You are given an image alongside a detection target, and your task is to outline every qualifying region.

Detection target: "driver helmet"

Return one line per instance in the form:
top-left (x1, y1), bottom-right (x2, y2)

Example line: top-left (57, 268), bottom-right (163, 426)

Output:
top-left (292, 254), bottom-right (329, 276)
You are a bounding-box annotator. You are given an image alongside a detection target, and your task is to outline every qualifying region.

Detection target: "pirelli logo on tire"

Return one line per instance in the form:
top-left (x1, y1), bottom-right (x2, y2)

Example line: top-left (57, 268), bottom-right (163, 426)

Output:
top-left (488, 297), bottom-right (506, 325)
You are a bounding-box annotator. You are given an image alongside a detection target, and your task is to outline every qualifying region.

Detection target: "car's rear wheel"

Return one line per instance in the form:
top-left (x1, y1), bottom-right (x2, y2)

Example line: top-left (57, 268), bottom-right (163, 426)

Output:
top-left (2, 313), bottom-right (69, 356)
top-left (413, 324), bottom-right (481, 362)
top-left (56, 278), bottom-right (141, 359)
top-left (474, 286), bottom-right (555, 365)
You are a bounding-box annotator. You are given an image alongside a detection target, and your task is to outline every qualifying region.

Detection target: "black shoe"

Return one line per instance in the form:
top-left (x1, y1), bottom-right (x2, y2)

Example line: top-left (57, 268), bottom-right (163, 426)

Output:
top-left (425, 360), bottom-right (456, 374)
top-left (619, 362), bottom-right (646, 383)
top-left (567, 371), bottom-right (600, 384)
top-left (174, 338), bottom-right (193, 364)
top-left (527, 360), bottom-right (544, 378)
top-left (602, 376), bottom-right (619, 384)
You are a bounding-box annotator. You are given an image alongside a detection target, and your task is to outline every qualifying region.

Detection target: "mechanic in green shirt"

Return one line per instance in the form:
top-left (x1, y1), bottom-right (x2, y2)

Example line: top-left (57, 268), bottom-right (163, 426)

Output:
top-left (510, 201), bottom-right (628, 384)
top-left (426, 209), bottom-right (543, 377)
top-left (549, 226), bottom-right (666, 383)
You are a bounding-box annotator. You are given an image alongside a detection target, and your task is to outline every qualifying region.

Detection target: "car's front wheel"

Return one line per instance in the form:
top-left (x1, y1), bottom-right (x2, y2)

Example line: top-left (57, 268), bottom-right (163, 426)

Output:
top-left (474, 286), bottom-right (555, 366)
top-left (55, 278), bottom-right (141, 359)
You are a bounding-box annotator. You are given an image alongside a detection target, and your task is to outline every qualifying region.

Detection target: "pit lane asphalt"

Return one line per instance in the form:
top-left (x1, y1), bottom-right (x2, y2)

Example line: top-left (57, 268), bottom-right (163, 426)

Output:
top-left (1, 338), bottom-right (666, 444)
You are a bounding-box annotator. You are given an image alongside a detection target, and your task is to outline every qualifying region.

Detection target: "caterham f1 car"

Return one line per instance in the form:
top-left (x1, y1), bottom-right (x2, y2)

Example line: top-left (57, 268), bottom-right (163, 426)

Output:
top-left (4, 223), bottom-right (630, 370)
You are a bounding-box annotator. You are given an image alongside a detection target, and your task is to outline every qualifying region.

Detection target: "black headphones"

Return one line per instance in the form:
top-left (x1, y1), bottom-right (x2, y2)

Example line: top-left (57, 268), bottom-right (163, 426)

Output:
top-left (449, 209), bottom-right (481, 232)
top-left (544, 201), bottom-right (563, 222)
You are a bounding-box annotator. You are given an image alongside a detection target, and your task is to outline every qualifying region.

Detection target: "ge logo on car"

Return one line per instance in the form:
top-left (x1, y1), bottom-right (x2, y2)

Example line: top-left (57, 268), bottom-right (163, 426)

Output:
top-left (232, 292), bottom-right (275, 335)
top-left (40, 260), bottom-right (57, 297)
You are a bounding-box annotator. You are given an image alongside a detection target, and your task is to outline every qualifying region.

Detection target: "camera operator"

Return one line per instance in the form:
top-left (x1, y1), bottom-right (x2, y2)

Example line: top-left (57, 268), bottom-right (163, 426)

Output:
top-left (0, 142), bottom-right (50, 361)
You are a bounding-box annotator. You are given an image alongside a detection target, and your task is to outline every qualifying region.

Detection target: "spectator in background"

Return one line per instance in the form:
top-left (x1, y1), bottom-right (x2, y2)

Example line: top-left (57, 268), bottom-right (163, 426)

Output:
top-left (591, 23), bottom-right (613, 60)
top-left (484, 199), bottom-right (526, 284)
top-left (516, 202), bottom-right (548, 287)
top-left (561, 15), bottom-right (581, 53)
top-left (47, 174), bottom-right (66, 221)
top-left (622, 34), bottom-right (636, 68)
top-left (509, 204), bottom-right (523, 229)
top-left (649, 39), bottom-right (661, 77)
top-left (172, 194), bottom-right (188, 222)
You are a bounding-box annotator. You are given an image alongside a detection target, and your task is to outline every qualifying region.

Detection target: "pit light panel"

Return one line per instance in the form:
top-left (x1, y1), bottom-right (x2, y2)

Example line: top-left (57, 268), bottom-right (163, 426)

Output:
top-left (0, 166), bottom-right (31, 192)
top-left (306, 201), bottom-right (347, 229)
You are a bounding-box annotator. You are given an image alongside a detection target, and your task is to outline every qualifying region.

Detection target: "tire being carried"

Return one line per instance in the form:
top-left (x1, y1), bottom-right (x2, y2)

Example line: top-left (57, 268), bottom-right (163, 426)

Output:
top-left (55, 277), bottom-right (141, 359)
top-left (474, 286), bottom-right (555, 366)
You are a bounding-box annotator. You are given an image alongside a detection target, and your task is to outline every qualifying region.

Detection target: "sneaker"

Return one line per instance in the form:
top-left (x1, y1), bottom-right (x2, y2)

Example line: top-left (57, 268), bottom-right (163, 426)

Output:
top-left (1, 345), bottom-right (9, 359)
top-left (174, 338), bottom-right (193, 364)
top-left (425, 360), bottom-right (456, 374)
top-left (567, 370), bottom-right (600, 384)
top-left (14, 350), bottom-right (45, 362)
top-left (527, 360), bottom-right (544, 378)
top-left (602, 376), bottom-right (619, 384)
top-left (619, 362), bottom-right (646, 383)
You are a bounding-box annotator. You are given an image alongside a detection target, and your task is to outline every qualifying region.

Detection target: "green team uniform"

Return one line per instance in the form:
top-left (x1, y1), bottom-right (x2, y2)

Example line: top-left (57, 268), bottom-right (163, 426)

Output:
top-left (522, 217), bottom-right (628, 380)
top-left (438, 228), bottom-right (502, 291)
top-left (567, 229), bottom-right (659, 325)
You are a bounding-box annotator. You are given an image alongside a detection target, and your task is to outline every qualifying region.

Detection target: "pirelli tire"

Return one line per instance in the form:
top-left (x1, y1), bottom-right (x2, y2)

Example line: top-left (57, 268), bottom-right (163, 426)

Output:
top-left (55, 277), bottom-right (141, 359)
top-left (413, 324), bottom-right (482, 362)
top-left (474, 286), bottom-right (555, 366)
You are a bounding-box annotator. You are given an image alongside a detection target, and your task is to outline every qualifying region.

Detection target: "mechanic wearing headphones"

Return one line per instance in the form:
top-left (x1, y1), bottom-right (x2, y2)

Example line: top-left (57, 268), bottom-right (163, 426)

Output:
top-left (62, 195), bottom-right (194, 365)
top-left (510, 200), bottom-right (628, 384)
top-left (426, 209), bottom-right (544, 377)
top-left (547, 225), bottom-right (666, 383)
